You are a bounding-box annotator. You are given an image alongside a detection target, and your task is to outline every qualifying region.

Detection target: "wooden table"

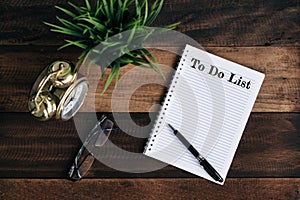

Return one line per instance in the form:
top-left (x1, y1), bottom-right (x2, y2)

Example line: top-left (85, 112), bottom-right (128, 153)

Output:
top-left (1, 0), bottom-right (299, 199)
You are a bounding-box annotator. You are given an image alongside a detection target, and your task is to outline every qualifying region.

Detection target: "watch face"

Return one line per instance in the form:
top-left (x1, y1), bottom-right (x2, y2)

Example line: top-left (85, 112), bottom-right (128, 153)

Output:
top-left (61, 79), bottom-right (88, 120)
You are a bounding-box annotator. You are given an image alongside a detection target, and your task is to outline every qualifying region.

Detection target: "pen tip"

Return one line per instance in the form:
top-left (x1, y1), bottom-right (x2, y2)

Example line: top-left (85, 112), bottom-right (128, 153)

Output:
top-left (168, 123), bottom-right (175, 131)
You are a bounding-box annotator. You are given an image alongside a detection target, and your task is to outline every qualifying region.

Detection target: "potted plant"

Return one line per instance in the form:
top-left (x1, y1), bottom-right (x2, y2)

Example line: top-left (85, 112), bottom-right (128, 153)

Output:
top-left (45, 0), bottom-right (178, 93)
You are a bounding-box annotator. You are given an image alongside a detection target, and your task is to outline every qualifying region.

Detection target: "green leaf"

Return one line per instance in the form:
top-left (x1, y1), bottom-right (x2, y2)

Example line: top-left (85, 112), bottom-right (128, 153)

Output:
top-left (95, 1), bottom-right (104, 17)
top-left (133, 62), bottom-right (153, 69)
top-left (146, 0), bottom-right (164, 26)
top-left (68, 2), bottom-right (85, 14)
top-left (86, 56), bottom-right (99, 75)
top-left (114, 63), bottom-right (121, 87)
top-left (63, 40), bottom-right (88, 49)
top-left (164, 22), bottom-right (181, 30)
top-left (142, 0), bottom-right (149, 25)
top-left (102, 0), bottom-right (112, 20)
top-left (44, 21), bottom-right (64, 30)
top-left (50, 28), bottom-right (83, 38)
top-left (127, 24), bottom-right (137, 44)
top-left (123, 19), bottom-right (141, 30)
top-left (115, 0), bottom-right (124, 26)
top-left (135, 0), bottom-right (141, 19)
top-left (79, 17), bottom-right (107, 33)
top-left (73, 13), bottom-right (89, 20)
top-left (46, 26), bottom-right (85, 39)
top-left (58, 43), bottom-right (72, 51)
top-left (101, 66), bottom-right (116, 94)
top-left (76, 50), bottom-right (90, 70)
top-left (56, 16), bottom-right (82, 31)
top-left (109, 0), bottom-right (115, 15)
top-left (45, 21), bottom-right (83, 36)
top-left (55, 5), bottom-right (76, 18)
top-left (85, 0), bottom-right (91, 11)
top-left (140, 48), bottom-right (164, 78)
top-left (140, 48), bottom-right (155, 63)
top-left (58, 40), bottom-right (87, 50)
top-left (124, 0), bottom-right (135, 8)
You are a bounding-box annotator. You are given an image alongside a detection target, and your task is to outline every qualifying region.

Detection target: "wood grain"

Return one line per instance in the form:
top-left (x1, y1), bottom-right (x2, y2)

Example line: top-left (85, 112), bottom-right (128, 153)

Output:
top-left (0, 112), bottom-right (299, 178)
top-left (0, 178), bottom-right (299, 200)
top-left (0, 47), bottom-right (299, 113)
top-left (0, 0), bottom-right (299, 198)
top-left (0, 0), bottom-right (299, 46)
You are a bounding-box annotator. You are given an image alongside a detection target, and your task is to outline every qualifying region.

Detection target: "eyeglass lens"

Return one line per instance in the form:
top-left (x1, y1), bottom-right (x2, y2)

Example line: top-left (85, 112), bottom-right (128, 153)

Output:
top-left (68, 116), bottom-right (114, 180)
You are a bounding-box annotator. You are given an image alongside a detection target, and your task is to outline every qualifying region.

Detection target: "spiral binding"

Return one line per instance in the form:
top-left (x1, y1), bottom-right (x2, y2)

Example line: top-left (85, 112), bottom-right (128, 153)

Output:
top-left (143, 47), bottom-right (190, 153)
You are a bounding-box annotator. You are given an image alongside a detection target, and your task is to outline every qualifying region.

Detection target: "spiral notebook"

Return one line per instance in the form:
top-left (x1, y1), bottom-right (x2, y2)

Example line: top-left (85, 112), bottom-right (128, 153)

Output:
top-left (143, 44), bottom-right (264, 184)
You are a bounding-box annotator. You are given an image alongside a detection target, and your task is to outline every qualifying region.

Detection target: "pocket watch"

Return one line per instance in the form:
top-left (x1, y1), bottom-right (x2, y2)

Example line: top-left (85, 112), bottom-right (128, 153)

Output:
top-left (28, 60), bottom-right (88, 121)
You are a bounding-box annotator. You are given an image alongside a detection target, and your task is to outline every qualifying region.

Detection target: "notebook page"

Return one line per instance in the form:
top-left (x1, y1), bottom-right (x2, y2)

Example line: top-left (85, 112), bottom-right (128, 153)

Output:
top-left (144, 44), bottom-right (265, 185)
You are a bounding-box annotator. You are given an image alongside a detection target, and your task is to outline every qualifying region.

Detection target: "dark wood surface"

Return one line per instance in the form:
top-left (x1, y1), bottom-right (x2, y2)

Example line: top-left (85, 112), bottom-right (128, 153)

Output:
top-left (0, 0), bottom-right (299, 199)
top-left (1, 179), bottom-right (299, 199)
top-left (1, 113), bottom-right (300, 178)
top-left (1, 47), bottom-right (299, 112)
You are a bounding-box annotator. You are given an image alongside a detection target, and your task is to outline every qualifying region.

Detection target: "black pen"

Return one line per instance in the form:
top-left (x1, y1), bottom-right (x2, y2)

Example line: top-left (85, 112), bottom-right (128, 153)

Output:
top-left (168, 124), bottom-right (223, 183)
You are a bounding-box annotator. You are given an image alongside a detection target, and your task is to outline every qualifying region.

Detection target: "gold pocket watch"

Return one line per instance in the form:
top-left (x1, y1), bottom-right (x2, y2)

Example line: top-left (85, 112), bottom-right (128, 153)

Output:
top-left (28, 60), bottom-right (88, 121)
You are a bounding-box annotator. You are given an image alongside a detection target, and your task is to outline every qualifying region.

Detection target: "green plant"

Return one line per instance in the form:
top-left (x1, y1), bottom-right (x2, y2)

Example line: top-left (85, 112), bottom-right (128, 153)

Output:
top-left (45, 0), bottom-right (178, 93)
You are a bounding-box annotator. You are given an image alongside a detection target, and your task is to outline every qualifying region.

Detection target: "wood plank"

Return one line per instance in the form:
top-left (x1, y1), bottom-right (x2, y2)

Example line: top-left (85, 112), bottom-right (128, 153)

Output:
top-left (0, 47), bottom-right (299, 112)
top-left (0, 178), bottom-right (299, 199)
top-left (0, 0), bottom-right (299, 46)
top-left (0, 113), bottom-right (299, 178)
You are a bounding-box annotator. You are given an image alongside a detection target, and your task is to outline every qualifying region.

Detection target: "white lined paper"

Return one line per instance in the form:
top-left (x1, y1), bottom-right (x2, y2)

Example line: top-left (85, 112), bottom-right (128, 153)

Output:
top-left (144, 45), bottom-right (264, 185)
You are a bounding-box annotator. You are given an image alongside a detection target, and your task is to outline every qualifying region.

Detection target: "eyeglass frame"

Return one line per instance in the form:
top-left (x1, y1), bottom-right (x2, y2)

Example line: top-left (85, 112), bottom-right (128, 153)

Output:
top-left (68, 115), bottom-right (114, 180)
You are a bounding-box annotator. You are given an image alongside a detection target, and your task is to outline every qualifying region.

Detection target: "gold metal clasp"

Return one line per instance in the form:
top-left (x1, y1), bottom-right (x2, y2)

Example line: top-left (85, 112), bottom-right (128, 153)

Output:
top-left (28, 60), bottom-right (78, 121)
top-left (49, 61), bottom-right (77, 88)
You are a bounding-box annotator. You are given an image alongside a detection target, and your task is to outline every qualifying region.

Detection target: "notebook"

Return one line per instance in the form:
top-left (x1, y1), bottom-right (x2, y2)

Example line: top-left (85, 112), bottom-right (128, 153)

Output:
top-left (143, 44), bottom-right (265, 185)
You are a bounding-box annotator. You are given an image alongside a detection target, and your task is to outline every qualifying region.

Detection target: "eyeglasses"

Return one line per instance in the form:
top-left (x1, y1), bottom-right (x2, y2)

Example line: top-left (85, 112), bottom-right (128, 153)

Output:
top-left (68, 115), bottom-right (114, 180)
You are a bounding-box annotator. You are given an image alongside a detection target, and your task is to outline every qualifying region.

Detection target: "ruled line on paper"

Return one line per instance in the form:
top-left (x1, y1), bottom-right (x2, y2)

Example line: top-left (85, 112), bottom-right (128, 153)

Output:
top-left (144, 44), bottom-right (265, 185)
